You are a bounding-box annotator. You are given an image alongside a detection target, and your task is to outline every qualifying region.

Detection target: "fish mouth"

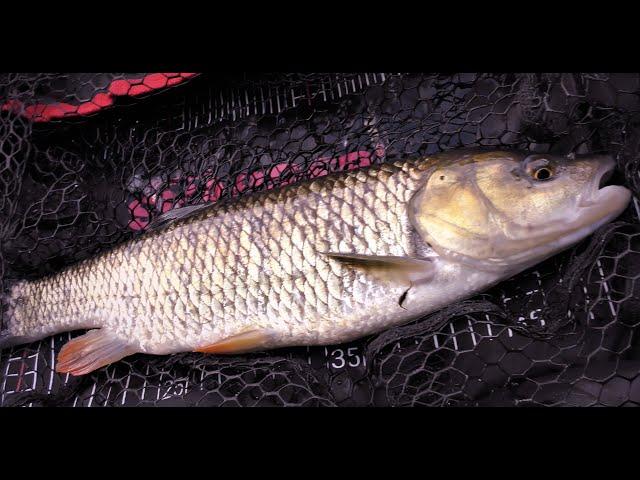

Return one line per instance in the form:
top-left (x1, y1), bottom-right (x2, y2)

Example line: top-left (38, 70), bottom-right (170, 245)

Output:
top-left (578, 156), bottom-right (631, 221)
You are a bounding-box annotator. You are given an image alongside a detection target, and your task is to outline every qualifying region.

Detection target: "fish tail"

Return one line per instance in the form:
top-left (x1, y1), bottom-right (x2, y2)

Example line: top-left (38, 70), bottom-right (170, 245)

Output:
top-left (0, 280), bottom-right (46, 350)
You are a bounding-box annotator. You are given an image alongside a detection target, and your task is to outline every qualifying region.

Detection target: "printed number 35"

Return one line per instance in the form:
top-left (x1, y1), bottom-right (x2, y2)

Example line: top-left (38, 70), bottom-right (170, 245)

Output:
top-left (330, 347), bottom-right (365, 369)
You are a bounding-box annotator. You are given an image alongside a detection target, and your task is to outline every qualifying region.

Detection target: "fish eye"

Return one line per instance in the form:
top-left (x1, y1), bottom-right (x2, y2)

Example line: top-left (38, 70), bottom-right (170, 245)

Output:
top-left (534, 167), bottom-right (552, 180)
top-left (524, 156), bottom-right (555, 182)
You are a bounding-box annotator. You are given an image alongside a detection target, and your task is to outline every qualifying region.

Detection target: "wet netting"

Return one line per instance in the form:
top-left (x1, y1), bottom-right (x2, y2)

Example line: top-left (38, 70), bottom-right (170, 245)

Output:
top-left (1, 73), bottom-right (640, 407)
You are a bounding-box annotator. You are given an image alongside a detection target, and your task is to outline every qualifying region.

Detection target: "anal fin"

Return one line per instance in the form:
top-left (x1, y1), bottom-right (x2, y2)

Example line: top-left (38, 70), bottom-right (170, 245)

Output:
top-left (195, 329), bottom-right (275, 354)
top-left (56, 329), bottom-right (137, 376)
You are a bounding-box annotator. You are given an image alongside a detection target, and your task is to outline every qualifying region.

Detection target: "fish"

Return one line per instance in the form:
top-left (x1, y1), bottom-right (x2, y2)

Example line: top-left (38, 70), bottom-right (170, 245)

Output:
top-left (0, 149), bottom-right (631, 375)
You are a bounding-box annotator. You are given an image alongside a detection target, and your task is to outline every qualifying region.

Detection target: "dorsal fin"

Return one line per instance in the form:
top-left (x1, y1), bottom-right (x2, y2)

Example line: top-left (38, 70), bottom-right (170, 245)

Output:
top-left (147, 203), bottom-right (215, 231)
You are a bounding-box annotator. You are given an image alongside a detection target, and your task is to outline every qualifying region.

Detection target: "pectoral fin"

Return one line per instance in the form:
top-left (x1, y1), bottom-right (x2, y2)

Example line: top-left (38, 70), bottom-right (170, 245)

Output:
top-left (195, 329), bottom-right (276, 354)
top-left (56, 329), bottom-right (137, 376)
top-left (324, 252), bottom-right (435, 284)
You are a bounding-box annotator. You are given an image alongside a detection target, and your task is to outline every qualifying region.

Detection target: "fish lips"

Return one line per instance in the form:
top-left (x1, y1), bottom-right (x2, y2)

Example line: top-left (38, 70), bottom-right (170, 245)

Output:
top-left (577, 156), bottom-right (631, 221)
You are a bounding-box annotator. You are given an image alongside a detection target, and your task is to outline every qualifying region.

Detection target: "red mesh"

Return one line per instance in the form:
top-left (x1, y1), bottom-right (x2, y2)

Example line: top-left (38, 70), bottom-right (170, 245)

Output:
top-left (1, 73), bottom-right (198, 122)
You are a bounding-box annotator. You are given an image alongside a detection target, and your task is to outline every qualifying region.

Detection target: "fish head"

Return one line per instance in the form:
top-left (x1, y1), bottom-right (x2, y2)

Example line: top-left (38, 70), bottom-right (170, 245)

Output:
top-left (409, 150), bottom-right (631, 273)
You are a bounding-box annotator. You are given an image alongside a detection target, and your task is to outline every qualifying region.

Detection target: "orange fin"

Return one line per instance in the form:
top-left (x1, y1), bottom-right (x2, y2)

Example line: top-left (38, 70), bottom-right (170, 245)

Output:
top-left (56, 329), bottom-right (137, 376)
top-left (195, 329), bottom-right (275, 354)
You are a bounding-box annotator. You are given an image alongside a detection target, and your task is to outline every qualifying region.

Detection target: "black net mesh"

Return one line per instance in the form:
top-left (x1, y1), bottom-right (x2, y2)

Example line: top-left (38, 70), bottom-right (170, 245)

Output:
top-left (1, 73), bottom-right (640, 407)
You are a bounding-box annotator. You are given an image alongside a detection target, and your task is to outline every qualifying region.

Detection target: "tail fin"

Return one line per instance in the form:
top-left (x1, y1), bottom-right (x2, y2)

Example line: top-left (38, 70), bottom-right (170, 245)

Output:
top-left (0, 280), bottom-right (40, 350)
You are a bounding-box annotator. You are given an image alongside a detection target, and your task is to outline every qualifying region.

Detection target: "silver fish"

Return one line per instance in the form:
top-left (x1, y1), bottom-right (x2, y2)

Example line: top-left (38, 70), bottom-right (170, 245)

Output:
top-left (0, 149), bottom-right (631, 375)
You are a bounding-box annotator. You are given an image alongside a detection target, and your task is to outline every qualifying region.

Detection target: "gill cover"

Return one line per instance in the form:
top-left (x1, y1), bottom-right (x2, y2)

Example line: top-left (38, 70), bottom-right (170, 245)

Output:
top-left (409, 153), bottom-right (515, 270)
